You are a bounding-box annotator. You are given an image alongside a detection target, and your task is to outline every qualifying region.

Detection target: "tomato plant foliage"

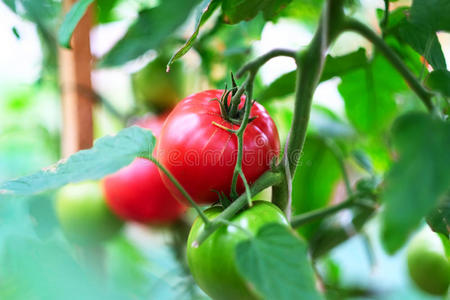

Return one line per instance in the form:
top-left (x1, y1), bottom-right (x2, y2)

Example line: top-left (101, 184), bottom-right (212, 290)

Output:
top-left (1, 0), bottom-right (450, 299)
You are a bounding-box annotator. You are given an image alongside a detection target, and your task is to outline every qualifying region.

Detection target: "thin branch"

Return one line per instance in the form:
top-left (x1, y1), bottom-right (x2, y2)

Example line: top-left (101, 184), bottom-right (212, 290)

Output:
top-left (290, 194), bottom-right (358, 228)
top-left (236, 49), bottom-right (298, 79)
top-left (238, 169), bottom-right (252, 207)
top-left (325, 139), bottom-right (352, 196)
top-left (230, 74), bottom-right (255, 200)
top-left (343, 18), bottom-right (434, 112)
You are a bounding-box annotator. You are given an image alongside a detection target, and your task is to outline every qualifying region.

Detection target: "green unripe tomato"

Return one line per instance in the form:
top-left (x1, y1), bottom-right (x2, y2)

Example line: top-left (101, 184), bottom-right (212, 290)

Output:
top-left (56, 181), bottom-right (123, 245)
top-left (187, 201), bottom-right (288, 300)
top-left (407, 227), bottom-right (450, 296)
top-left (131, 55), bottom-right (184, 113)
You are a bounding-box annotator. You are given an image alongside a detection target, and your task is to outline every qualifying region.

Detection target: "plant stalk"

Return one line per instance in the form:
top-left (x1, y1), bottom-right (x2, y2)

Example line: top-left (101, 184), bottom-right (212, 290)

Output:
top-left (290, 197), bottom-right (354, 228)
top-left (342, 18), bottom-right (434, 112)
top-left (285, 0), bottom-right (345, 176)
top-left (194, 171), bottom-right (282, 245)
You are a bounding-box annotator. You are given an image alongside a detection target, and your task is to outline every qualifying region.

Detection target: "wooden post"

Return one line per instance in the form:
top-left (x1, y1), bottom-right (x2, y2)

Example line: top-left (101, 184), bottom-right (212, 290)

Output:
top-left (59, 0), bottom-right (94, 157)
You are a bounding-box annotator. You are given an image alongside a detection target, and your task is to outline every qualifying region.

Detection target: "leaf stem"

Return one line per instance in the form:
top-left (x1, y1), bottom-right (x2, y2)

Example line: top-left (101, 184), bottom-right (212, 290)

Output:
top-left (324, 139), bottom-right (352, 196)
top-left (239, 169), bottom-right (252, 207)
top-left (236, 49), bottom-right (297, 79)
top-left (149, 156), bottom-right (210, 225)
top-left (230, 74), bottom-right (255, 200)
top-left (290, 194), bottom-right (358, 228)
top-left (342, 18), bottom-right (434, 112)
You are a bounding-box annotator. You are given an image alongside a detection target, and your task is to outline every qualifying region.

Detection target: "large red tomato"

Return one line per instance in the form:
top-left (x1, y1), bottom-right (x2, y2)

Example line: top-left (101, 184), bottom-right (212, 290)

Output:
top-left (156, 90), bottom-right (280, 204)
top-left (102, 114), bottom-right (186, 223)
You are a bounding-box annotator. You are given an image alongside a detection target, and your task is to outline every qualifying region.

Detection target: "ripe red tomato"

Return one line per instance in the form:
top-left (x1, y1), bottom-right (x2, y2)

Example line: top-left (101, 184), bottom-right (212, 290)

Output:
top-left (156, 90), bottom-right (280, 204)
top-left (102, 115), bottom-right (186, 224)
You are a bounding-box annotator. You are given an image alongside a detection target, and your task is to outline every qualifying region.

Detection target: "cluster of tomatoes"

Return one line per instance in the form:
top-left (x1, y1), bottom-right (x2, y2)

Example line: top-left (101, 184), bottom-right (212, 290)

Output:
top-left (55, 82), bottom-right (282, 298)
top-left (54, 66), bottom-right (450, 298)
top-left (103, 88), bottom-right (280, 223)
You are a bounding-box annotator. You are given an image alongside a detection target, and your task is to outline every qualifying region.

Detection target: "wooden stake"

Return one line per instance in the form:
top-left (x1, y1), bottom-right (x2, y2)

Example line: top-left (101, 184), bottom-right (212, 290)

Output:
top-left (59, 0), bottom-right (94, 157)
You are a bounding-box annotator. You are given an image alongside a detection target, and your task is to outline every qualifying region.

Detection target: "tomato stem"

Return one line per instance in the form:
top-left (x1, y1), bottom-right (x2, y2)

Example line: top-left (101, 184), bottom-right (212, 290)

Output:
top-left (149, 156), bottom-right (211, 225)
top-left (290, 193), bottom-right (363, 228)
top-left (324, 139), bottom-right (353, 197)
top-left (236, 49), bottom-right (297, 79)
top-left (275, 0), bottom-right (345, 217)
top-left (342, 18), bottom-right (435, 113)
top-left (195, 171), bottom-right (282, 245)
top-left (238, 169), bottom-right (252, 207)
top-left (229, 74), bottom-right (255, 201)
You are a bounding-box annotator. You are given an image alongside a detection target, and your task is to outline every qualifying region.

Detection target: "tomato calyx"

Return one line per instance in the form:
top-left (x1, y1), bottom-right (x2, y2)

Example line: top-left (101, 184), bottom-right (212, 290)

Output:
top-left (212, 189), bottom-right (232, 208)
top-left (212, 75), bottom-right (256, 126)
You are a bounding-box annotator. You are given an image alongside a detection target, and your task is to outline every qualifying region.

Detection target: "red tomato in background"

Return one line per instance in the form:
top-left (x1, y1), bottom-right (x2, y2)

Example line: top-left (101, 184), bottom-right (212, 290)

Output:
top-left (102, 114), bottom-right (186, 224)
top-left (156, 90), bottom-right (280, 204)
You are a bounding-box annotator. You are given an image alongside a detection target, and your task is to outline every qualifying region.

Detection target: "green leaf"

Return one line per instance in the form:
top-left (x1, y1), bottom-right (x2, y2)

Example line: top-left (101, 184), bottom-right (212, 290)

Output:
top-left (235, 223), bottom-right (323, 300)
top-left (320, 48), bottom-right (368, 82)
top-left (426, 70), bottom-right (450, 97)
top-left (0, 236), bottom-right (122, 300)
top-left (0, 126), bottom-right (155, 199)
top-left (100, 0), bottom-right (200, 67)
top-left (279, 0), bottom-right (324, 28)
top-left (259, 49), bottom-right (367, 103)
top-left (222, 0), bottom-right (292, 24)
top-left (96, 0), bottom-right (121, 23)
top-left (58, 0), bottom-right (94, 48)
top-left (310, 205), bottom-right (376, 259)
top-left (259, 71), bottom-right (296, 103)
top-left (381, 113), bottom-right (450, 254)
top-left (1, 0), bottom-right (16, 12)
top-left (352, 150), bottom-right (374, 175)
top-left (168, 0), bottom-right (221, 68)
top-left (338, 54), bottom-right (406, 134)
top-left (308, 106), bottom-right (355, 139)
top-left (410, 0), bottom-right (450, 32)
top-left (261, 0), bottom-right (293, 20)
top-left (106, 237), bottom-right (176, 298)
top-left (3, 0), bottom-right (60, 25)
top-left (292, 136), bottom-right (341, 239)
top-left (107, 237), bottom-right (149, 296)
top-left (392, 13), bottom-right (446, 70)
top-left (427, 194), bottom-right (450, 238)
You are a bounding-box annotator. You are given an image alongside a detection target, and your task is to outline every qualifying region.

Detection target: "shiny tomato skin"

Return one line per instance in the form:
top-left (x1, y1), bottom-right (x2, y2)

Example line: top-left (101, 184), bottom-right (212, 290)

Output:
top-left (187, 201), bottom-right (288, 300)
top-left (102, 115), bottom-right (186, 224)
top-left (156, 90), bottom-right (280, 204)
